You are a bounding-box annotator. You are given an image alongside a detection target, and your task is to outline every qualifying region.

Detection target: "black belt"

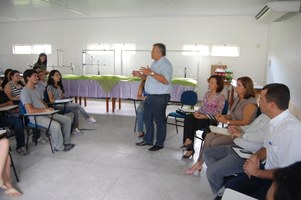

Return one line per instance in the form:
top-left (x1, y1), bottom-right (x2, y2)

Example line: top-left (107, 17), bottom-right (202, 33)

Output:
top-left (148, 94), bottom-right (170, 96)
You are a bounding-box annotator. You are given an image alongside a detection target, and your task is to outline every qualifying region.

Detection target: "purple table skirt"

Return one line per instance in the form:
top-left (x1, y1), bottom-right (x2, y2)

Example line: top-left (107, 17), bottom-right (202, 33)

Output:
top-left (62, 79), bottom-right (196, 102)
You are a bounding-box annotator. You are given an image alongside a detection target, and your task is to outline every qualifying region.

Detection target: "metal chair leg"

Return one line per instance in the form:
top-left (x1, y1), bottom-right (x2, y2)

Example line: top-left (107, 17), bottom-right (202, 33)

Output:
top-left (9, 151), bottom-right (19, 182)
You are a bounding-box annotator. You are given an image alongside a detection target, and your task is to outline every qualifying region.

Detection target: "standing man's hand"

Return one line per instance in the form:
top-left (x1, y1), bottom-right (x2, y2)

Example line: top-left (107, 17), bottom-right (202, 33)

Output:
top-left (132, 70), bottom-right (142, 77)
top-left (140, 66), bottom-right (152, 76)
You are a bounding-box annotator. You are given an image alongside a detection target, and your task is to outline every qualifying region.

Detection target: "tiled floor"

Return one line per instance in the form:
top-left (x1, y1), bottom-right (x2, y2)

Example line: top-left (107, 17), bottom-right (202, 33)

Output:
top-left (1, 99), bottom-right (213, 200)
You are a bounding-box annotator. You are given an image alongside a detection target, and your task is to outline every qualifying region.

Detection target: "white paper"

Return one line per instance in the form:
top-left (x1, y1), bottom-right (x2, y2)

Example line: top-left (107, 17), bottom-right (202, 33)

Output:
top-left (232, 147), bottom-right (252, 159)
top-left (209, 125), bottom-right (230, 136)
top-left (55, 98), bottom-right (72, 103)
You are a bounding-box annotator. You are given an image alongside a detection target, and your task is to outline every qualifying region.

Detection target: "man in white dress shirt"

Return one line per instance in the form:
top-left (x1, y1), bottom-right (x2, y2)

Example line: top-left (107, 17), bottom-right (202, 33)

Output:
top-left (225, 83), bottom-right (301, 200)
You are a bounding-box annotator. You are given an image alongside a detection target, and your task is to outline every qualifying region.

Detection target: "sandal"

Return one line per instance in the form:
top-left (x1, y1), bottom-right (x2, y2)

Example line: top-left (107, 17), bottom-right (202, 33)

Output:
top-left (0, 179), bottom-right (7, 190)
top-left (4, 188), bottom-right (23, 197)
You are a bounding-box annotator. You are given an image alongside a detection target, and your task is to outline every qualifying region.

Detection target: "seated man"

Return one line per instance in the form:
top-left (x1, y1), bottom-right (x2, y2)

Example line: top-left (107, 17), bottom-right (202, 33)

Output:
top-left (0, 90), bottom-right (29, 155)
top-left (203, 113), bottom-right (270, 199)
top-left (224, 83), bottom-right (301, 199)
top-left (20, 69), bottom-right (74, 152)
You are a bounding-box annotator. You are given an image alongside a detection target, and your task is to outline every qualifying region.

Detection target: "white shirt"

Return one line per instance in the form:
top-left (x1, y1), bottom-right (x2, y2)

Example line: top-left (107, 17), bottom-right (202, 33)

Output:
top-left (234, 114), bottom-right (270, 153)
top-left (264, 110), bottom-right (301, 169)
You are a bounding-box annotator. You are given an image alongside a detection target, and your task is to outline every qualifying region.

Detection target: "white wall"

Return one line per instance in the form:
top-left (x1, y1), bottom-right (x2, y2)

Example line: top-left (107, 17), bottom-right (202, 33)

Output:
top-left (0, 16), bottom-right (268, 97)
top-left (266, 14), bottom-right (301, 108)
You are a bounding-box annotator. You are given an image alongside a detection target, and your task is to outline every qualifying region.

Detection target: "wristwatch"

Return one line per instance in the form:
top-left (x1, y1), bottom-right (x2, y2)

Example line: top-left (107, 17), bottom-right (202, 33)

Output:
top-left (150, 72), bottom-right (155, 76)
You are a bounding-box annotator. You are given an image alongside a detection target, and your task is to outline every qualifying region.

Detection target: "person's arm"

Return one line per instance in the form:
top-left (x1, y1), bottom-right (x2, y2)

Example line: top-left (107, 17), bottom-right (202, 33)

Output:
top-left (47, 90), bottom-right (56, 103)
top-left (140, 66), bottom-right (169, 84)
top-left (132, 70), bottom-right (147, 80)
top-left (228, 125), bottom-right (243, 138)
top-left (0, 101), bottom-right (14, 108)
top-left (137, 81), bottom-right (146, 100)
top-left (244, 148), bottom-right (276, 180)
top-left (216, 103), bottom-right (257, 126)
top-left (4, 84), bottom-right (19, 101)
top-left (24, 103), bottom-right (53, 114)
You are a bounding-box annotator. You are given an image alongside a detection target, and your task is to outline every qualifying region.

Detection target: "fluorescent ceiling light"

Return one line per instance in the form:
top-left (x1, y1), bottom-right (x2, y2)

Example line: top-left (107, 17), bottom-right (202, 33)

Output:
top-left (66, 7), bottom-right (89, 16)
top-left (0, 15), bottom-right (18, 20)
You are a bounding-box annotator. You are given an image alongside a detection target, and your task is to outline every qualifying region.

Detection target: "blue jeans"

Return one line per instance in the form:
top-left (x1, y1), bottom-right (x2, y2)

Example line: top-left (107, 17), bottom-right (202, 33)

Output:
top-left (204, 145), bottom-right (245, 195)
top-left (0, 115), bottom-right (25, 149)
top-left (225, 165), bottom-right (272, 200)
top-left (136, 101), bottom-right (145, 132)
top-left (143, 94), bottom-right (170, 147)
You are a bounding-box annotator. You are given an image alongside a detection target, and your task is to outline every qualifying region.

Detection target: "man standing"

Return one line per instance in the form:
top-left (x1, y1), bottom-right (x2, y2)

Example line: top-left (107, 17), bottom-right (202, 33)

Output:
top-left (224, 83), bottom-right (301, 199)
top-left (20, 69), bottom-right (74, 152)
top-left (134, 43), bottom-right (173, 151)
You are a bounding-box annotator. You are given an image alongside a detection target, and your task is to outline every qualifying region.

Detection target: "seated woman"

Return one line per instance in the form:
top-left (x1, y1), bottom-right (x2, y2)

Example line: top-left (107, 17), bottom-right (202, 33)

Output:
top-left (1, 69), bottom-right (13, 89)
top-left (181, 75), bottom-right (226, 159)
top-left (185, 76), bottom-right (258, 175)
top-left (136, 79), bottom-right (147, 138)
top-left (0, 137), bottom-right (22, 197)
top-left (46, 70), bottom-right (96, 134)
top-left (4, 70), bottom-right (24, 105)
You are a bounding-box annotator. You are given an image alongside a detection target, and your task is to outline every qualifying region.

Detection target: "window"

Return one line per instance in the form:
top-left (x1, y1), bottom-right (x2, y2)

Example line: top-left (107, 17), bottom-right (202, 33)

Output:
top-left (87, 43), bottom-right (136, 54)
top-left (13, 45), bottom-right (31, 54)
top-left (182, 44), bottom-right (209, 56)
top-left (181, 44), bottom-right (240, 57)
top-left (12, 44), bottom-right (52, 54)
top-left (211, 44), bottom-right (240, 57)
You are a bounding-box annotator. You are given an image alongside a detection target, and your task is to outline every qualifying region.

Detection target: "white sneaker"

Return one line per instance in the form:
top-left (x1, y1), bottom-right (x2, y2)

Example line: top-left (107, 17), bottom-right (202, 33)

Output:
top-left (72, 128), bottom-right (82, 135)
top-left (87, 116), bottom-right (96, 124)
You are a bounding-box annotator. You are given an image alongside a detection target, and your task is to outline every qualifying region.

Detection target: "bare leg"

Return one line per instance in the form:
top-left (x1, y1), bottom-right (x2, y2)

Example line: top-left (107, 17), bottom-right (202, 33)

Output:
top-left (0, 138), bottom-right (9, 189)
top-left (0, 139), bottom-right (22, 197)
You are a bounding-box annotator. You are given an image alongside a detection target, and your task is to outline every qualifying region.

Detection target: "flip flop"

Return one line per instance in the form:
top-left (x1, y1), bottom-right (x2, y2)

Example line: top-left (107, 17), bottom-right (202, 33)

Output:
top-left (0, 179), bottom-right (8, 190)
top-left (4, 188), bottom-right (23, 197)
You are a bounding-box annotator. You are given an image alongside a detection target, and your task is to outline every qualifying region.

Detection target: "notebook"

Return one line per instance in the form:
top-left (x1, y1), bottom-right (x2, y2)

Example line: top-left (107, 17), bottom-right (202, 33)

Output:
top-left (209, 125), bottom-right (230, 136)
top-left (232, 147), bottom-right (252, 159)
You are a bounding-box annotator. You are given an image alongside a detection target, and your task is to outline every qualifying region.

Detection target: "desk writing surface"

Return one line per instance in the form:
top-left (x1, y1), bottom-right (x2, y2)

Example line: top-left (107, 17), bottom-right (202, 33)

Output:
top-left (25, 110), bottom-right (60, 116)
top-left (222, 188), bottom-right (257, 200)
top-left (0, 105), bottom-right (18, 112)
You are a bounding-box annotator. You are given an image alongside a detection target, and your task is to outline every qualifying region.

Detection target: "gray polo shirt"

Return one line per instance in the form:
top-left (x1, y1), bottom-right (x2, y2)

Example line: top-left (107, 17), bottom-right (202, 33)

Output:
top-left (20, 86), bottom-right (46, 109)
top-left (145, 56), bottom-right (173, 95)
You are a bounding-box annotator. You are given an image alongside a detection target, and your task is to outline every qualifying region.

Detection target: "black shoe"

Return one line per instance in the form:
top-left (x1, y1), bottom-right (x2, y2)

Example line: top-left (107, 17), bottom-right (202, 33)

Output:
top-left (180, 143), bottom-right (193, 150)
top-left (135, 141), bottom-right (152, 146)
top-left (148, 145), bottom-right (163, 151)
top-left (63, 143), bottom-right (75, 151)
top-left (182, 148), bottom-right (195, 159)
top-left (213, 195), bottom-right (222, 200)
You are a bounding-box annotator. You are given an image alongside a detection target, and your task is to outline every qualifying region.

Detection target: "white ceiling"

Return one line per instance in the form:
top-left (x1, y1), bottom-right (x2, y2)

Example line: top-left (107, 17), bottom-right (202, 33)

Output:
top-left (0, 0), bottom-right (274, 22)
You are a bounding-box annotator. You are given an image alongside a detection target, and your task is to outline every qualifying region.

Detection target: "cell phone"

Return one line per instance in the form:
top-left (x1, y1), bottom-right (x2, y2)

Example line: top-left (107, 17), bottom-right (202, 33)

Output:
top-left (239, 149), bottom-right (253, 154)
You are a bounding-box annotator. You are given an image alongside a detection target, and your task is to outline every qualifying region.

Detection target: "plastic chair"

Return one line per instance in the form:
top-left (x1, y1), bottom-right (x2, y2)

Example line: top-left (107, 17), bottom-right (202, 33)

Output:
top-left (19, 101), bottom-right (59, 154)
top-left (166, 90), bottom-right (198, 133)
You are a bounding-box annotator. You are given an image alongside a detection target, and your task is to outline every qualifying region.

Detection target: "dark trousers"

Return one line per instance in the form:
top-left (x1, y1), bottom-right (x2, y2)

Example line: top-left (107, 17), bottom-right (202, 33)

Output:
top-left (143, 94), bottom-right (170, 147)
top-left (183, 114), bottom-right (209, 144)
top-left (225, 172), bottom-right (272, 200)
top-left (0, 115), bottom-right (25, 149)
